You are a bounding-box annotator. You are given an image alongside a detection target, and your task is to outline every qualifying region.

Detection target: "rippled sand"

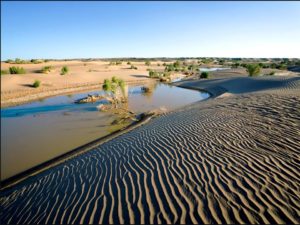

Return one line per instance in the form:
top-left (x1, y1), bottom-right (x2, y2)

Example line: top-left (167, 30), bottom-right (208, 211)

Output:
top-left (1, 76), bottom-right (300, 224)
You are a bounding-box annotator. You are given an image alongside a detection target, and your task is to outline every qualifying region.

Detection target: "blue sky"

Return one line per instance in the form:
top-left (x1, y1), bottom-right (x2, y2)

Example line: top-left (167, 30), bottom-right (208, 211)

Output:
top-left (1, 1), bottom-right (300, 59)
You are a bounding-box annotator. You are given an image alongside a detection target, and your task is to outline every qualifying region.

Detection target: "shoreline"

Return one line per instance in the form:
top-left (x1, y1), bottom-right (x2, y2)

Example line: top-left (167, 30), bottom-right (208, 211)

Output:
top-left (2, 75), bottom-right (299, 188)
top-left (1, 79), bottom-right (206, 187)
top-left (1, 75), bottom-right (300, 224)
top-left (0, 109), bottom-right (162, 190)
top-left (1, 79), bottom-right (156, 108)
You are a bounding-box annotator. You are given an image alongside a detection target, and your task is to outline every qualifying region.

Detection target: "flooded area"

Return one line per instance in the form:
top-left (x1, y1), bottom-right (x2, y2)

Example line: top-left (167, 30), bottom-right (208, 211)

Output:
top-left (1, 82), bottom-right (210, 180)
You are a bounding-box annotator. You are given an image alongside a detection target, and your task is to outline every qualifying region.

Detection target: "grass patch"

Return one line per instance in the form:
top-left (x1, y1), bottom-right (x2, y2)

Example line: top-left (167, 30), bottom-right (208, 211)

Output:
top-left (200, 71), bottom-right (209, 79)
top-left (61, 66), bottom-right (69, 75)
top-left (40, 66), bottom-right (53, 74)
top-left (9, 66), bottom-right (26, 74)
top-left (32, 80), bottom-right (41, 88)
top-left (130, 65), bottom-right (138, 70)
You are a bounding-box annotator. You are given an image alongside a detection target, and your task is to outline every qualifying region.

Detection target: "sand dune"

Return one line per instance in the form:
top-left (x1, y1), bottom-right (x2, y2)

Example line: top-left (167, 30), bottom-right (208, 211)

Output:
top-left (1, 76), bottom-right (300, 224)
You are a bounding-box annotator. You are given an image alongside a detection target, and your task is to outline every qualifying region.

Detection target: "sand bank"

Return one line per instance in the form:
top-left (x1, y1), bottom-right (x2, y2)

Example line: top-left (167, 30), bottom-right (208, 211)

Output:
top-left (1, 60), bottom-right (163, 107)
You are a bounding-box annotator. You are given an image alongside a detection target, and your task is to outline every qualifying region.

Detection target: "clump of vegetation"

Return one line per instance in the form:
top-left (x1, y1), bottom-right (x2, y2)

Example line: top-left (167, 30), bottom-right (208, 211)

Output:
top-left (32, 80), bottom-right (41, 88)
top-left (246, 64), bottom-right (261, 77)
top-left (148, 70), bottom-right (171, 81)
top-left (188, 64), bottom-right (199, 72)
top-left (149, 70), bottom-right (159, 78)
top-left (13, 58), bottom-right (26, 64)
top-left (130, 65), bottom-right (138, 70)
top-left (103, 76), bottom-right (127, 102)
top-left (5, 59), bottom-right (14, 63)
top-left (269, 71), bottom-right (275, 76)
top-left (40, 66), bottom-right (53, 74)
top-left (102, 79), bottom-right (111, 91)
top-left (109, 60), bottom-right (122, 66)
top-left (157, 63), bottom-right (161, 66)
top-left (218, 59), bottom-right (225, 65)
top-left (1, 70), bottom-right (9, 75)
top-left (127, 61), bottom-right (131, 65)
top-left (6, 58), bottom-right (47, 64)
top-left (30, 59), bottom-right (43, 64)
top-left (9, 66), bottom-right (26, 74)
top-left (200, 71), bottom-right (209, 79)
top-left (61, 66), bottom-right (69, 75)
top-left (231, 62), bottom-right (241, 68)
top-left (145, 60), bottom-right (151, 66)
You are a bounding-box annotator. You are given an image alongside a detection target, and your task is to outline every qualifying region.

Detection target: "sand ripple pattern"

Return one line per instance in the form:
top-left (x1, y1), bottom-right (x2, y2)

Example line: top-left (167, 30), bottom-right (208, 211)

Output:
top-left (1, 84), bottom-right (300, 224)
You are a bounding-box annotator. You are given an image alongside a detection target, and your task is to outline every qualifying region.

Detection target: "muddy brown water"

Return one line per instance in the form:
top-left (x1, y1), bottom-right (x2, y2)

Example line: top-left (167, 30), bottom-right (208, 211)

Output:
top-left (1, 82), bottom-right (209, 180)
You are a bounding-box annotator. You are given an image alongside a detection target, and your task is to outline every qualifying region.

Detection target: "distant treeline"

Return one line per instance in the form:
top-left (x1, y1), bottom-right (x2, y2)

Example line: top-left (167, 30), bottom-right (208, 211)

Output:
top-left (3, 57), bottom-right (300, 63)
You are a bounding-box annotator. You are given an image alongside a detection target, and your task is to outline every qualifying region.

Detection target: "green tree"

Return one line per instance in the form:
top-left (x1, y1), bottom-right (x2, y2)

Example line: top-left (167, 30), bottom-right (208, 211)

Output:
top-left (61, 66), bottom-right (69, 75)
top-left (200, 71), bottom-right (209, 79)
top-left (246, 64), bottom-right (261, 76)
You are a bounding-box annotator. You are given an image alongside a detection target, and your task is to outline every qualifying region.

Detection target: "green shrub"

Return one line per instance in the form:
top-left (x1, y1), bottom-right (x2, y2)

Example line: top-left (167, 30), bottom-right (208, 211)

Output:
top-left (231, 62), bottom-right (240, 68)
top-left (130, 65), bottom-right (138, 70)
top-left (165, 64), bottom-right (175, 72)
top-left (173, 61), bottom-right (180, 68)
top-left (13, 58), bottom-right (28, 64)
top-left (111, 76), bottom-right (118, 83)
top-left (127, 61), bottom-right (131, 65)
top-left (5, 59), bottom-right (13, 63)
top-left (9, 66), bottom-right (26, 74)
top-left (149, 70), bottom-right (159, 78)
top-left (40, 66), bottom-right (53, 74)
top-left (1, 70), bottom-right (9, 75)
top-left (269, 71), bottom-right (275, 76)
top-left (61, 66), bottom-right (69, 75)
top-left (200, 71), bottom-right (209, 79)
top-left (145, 60), bottom-right (151, 66)
top-left (32, 80), bottom-right (41, 88)
top-left (102, 79), bottom-right (111, 92)
top-left (188, 64), bottom-right (198, 71)
top-left (31, 59), bottom-right (43, 64)
top-left (109, 60), bottom-right (122, 66)
top-left (246, 64), bottom-right (261, 76)
top-left (102, 77), bottom-right (126, 96)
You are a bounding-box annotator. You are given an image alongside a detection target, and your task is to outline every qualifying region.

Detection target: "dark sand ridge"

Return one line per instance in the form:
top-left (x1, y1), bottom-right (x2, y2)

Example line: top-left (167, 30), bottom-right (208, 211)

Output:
top-left (1, 75), bottom-right (300, 224)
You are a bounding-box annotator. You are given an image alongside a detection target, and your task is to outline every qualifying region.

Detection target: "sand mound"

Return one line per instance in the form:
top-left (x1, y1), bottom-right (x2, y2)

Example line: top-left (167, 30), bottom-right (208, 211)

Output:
top-left (178, 76), bottom-right (300, 97)
top-left (1, 76), bottom-right (300, 224)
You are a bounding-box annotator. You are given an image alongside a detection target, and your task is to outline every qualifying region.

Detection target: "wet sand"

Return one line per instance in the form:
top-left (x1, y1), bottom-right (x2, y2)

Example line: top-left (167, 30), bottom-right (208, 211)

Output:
top-left (1, 75), bottom-right (300, 224)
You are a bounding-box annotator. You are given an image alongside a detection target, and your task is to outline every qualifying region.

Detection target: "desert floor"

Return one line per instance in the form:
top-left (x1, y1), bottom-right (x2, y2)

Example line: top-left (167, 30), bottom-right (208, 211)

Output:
top-left (1, 60), bottom-right (294, 107)
top-left (1, 71), bottom-right (299, 224)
